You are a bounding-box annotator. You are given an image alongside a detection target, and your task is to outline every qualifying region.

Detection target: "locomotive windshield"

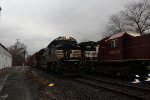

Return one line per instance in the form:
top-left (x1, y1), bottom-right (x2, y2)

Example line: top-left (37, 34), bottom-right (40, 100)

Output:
top-left (55, 44), bottom-right (81, 59)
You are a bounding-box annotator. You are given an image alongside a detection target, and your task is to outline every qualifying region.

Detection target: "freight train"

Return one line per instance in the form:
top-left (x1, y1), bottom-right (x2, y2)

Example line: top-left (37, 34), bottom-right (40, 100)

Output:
top-left (28, 36), bottom-right (84, 76)
top-left (27, 32), bottom-right (150, 78)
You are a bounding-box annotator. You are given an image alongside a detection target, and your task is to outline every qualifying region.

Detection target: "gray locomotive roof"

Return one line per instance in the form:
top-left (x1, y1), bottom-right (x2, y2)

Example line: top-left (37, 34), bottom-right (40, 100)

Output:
top-left (48, 36), bottom-right (77, 47)
top-left (79, 41), bottom-right (97, 46)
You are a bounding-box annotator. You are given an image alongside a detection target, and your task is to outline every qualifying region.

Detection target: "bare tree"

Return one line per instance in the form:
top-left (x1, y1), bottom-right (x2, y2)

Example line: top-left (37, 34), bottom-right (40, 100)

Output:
top-left (103, 14), bottom-right (130, 37)
top-left (122, 0), bottom-right (150, 35)
top-left (9, 39), bottom-right (27, 66)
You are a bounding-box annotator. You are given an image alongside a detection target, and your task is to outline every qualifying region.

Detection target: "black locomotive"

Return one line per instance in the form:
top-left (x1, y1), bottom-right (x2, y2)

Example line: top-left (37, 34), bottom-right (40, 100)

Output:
top-left (79, 41), bottom-right (97, 72)
top-left (28, 36), bottom-right (84, 76)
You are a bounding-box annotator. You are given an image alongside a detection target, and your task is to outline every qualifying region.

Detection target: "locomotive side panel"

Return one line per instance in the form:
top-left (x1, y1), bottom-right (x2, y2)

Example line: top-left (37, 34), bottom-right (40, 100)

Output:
top-left (98, 33), bottom-right (132, 62)
top-left (96, 32), bottom-right (150, 77)
top-left (32, 53), bottom-right (40, 67)
top-left (45, 47), bottom-right (58, 65)
top-left (131, 34), bottom-right (150, 60)
top-left (37, 49), bottom-right (47, 67)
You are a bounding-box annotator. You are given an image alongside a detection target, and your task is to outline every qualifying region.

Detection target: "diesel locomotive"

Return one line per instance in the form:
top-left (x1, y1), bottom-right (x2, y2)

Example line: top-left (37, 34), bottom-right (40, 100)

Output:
top-left (45, 36), bottom-right (84, 75)
top-left (79, 41), bottom-right (98, 72)
top-left (81, 32), bottom-right (150, 78)
top-left (28, 36), bottom-right (84, 76)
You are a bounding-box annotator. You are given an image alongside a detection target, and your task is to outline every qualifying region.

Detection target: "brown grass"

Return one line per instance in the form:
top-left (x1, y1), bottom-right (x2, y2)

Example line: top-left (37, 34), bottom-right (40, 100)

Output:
top-left (25, 70), bottom-right (56, 99)
top-left (25, 70), bottom-right (51, 86)
top-left (0, 67), bottom-right (13, 76)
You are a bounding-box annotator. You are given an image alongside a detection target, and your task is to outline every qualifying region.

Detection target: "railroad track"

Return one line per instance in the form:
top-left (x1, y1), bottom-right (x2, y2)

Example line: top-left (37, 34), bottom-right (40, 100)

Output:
top-left (82, 76), bottom-right (150, 91)
top-left (73, 76), bottom-right (150, 100)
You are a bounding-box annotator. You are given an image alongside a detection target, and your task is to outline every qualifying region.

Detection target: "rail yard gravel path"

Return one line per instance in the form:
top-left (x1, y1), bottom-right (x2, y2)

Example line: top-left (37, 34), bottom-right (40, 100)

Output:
top-left (27, 66), bottom-right (146, 100)
top-left (0, 66), bottom-right (149, 100)
top-left (0, 66), bottom-right (33, 100)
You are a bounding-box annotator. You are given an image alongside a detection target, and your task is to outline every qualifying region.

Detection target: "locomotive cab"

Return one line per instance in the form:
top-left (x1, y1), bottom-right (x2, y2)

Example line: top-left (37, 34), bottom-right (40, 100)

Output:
top-left (45, 36), bottom-right (84, 76)
top-left (55, 44), bottom-right (81, 60)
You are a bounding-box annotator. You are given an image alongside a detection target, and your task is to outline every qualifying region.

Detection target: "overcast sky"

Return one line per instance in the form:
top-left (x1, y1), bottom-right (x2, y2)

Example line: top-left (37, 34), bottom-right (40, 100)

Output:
top-left (0, 0), bottom-right (139, 55)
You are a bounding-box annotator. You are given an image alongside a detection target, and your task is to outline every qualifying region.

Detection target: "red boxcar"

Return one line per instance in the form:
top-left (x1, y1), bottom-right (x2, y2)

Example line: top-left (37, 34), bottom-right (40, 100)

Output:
top-left (27, 49), bottom-right (46, 67)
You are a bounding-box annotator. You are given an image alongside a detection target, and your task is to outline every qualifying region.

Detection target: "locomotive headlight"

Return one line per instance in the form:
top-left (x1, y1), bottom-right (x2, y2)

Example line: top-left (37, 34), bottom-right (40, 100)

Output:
top-left (135, 75), bottom-right (140, 78)
top-left (66, 36), bottom-right (70, 39)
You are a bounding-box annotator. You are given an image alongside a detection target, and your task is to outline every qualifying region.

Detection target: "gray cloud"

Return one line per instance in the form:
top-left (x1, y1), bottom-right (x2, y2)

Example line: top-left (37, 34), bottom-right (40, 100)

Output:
top-left (0, 0), bottom-right (138, 54)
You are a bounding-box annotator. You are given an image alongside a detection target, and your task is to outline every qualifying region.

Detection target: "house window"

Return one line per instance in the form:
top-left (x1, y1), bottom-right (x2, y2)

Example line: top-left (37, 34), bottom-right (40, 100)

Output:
top-left (111, 39), bottom-right (118, 48)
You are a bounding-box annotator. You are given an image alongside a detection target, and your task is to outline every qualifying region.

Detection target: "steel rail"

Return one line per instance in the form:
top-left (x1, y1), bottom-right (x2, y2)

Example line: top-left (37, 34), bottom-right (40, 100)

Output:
top-left (73, 78), bottom-right (148, 100)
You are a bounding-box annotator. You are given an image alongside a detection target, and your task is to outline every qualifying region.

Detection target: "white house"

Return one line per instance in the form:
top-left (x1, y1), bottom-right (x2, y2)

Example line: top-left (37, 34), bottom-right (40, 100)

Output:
top-left (0, 43), bottom-right (12, 69)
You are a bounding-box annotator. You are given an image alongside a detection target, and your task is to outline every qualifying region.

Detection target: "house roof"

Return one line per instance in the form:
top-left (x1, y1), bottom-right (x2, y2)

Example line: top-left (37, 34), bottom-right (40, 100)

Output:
top-left (0, 43), bottom-right (10, 53)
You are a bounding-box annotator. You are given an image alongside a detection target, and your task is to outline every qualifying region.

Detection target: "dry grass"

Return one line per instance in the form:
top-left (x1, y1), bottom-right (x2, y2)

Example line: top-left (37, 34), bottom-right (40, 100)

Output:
top-left (25, 70), bottom-right (51, 86)
top-left (25, 70), bottom-right (57, 99)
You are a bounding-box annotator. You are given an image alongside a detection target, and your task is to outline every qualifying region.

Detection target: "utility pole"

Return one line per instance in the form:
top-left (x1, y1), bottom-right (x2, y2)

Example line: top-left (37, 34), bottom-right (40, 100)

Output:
top-left (22, 50), bottom-right (26, 66)
top-left (0, 6), bottom-right (1, 17)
